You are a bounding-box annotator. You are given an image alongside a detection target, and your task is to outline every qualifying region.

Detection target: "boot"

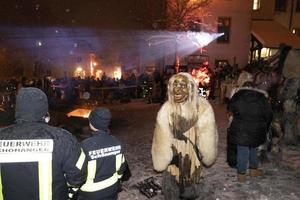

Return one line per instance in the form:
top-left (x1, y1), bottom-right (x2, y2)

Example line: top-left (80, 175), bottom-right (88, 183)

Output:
top-left (237, 174), bottom-right (246, 183)
top-left (249, 169), bottom-right (263, 177)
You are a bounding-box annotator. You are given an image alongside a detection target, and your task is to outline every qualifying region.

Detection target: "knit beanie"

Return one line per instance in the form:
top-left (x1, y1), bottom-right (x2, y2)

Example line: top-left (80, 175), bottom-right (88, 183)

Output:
top-left (15, 87), bottom-right (48, 122)
top-left (88, 108), bottom-right (112, 130)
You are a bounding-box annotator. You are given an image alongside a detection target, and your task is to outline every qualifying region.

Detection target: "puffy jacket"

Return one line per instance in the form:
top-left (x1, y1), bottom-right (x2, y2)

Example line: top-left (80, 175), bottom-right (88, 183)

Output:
top-left (0, 87), bottom-right (87, 200)
top-left (228, 88), bottom-right (273, 147)
top-left (78, 130), bottom-right (129, 200)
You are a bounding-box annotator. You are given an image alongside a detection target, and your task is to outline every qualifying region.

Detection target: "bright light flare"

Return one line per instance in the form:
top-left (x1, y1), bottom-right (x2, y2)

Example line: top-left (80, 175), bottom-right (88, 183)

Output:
top-left (95, 70), bottom-right (102, 79)
top-left (36, 40), bottom-right (43, 47)
top-left (147, 31), bottom-right (224, 61)
top-left (74, 67), bottom-right (85, 78)
top-left (113, 67), bottom-right (122, 79)
top-left (76, 67), bottom-right (83, 72)
top-left (186, 31), bottom-right (224, 48)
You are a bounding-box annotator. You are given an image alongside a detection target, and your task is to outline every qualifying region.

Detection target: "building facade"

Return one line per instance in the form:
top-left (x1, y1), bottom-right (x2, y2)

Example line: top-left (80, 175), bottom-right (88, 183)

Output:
top-left (204, 0), bottom-right (252, 69)
top-left (250, 0), bottom-right (300, 61)
top-left (252, 0), bottom-right (300, 35)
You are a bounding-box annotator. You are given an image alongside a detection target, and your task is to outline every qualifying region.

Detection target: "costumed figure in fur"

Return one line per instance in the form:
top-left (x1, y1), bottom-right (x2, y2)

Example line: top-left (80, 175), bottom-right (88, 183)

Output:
top-left (151, 72), bottom-right (218, 200)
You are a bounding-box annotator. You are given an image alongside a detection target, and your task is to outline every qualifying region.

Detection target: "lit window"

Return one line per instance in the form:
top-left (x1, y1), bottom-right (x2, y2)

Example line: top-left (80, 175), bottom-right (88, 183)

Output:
top-left (253, 0), bottom-right (261, 10)
top-left (261, 48), bottom-right (271, 58)
top-left (292, 28), bottom-right (300, 37)
top-left (217, 17), bottom-right (231, 43)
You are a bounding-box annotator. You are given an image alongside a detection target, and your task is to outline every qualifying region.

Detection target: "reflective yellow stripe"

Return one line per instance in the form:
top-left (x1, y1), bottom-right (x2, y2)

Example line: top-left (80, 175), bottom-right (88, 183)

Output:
top-left (80, 172), bottom-right (119, 192)
top-left (116, 154), bottom-right (125, 178)
top-left (38, 159), bottom-right (52, 200)
top-left (80, 160), bottom-right (97, 191)
top-left (87, 160), bottom-right (97, 180)
top-left (81, 153), bottom-right (125, 192)
top-left (76, 149), bottom-right (86, 170)
top-left (0, 167), bottom-right (3, 200)
top-left (115, 154), bottom-right (122, 170)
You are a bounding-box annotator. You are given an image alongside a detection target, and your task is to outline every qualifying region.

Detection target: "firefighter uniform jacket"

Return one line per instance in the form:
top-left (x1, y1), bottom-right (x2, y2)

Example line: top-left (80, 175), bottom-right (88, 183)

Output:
top-left (0, 121), bottom-right (87, 200)
top-left (78, 130), bottom-right (127, 200)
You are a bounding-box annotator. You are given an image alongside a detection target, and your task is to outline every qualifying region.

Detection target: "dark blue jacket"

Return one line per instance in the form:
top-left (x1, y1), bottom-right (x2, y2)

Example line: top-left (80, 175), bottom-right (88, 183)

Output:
top-left (78, 130), bottom-right (129, 200)
top-left (228, 88), bottom-right (273, 147)
top-left (0, 121), bottom-right (87, 200)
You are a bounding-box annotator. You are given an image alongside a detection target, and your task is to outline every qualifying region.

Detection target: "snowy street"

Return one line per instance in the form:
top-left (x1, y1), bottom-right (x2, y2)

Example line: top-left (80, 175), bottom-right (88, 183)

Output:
top-left (104, 100), bottom-right (300, 200)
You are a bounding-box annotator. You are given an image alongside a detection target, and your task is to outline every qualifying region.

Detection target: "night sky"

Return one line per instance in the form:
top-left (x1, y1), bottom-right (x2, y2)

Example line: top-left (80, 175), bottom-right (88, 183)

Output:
top-left (0, 0), bottom-right (157, 29)
top-left (0, 0), bottom-right (169, 77)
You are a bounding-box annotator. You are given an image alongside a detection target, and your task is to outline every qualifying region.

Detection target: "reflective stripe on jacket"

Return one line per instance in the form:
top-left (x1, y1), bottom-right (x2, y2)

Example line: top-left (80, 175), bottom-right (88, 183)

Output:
top-left (79, 130), bottom-right (126, 200)
top-left (0, 122), bottom-right (87, 200)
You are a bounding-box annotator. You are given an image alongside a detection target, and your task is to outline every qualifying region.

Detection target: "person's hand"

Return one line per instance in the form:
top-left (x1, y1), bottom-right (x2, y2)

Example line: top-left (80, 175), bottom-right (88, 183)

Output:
top-left (68, 187), bottom-right (79, 200)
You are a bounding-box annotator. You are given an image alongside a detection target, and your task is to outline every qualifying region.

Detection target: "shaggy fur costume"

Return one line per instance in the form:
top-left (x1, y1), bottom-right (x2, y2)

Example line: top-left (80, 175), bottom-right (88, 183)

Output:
top-left (151, 72), bottom-right (218, 187)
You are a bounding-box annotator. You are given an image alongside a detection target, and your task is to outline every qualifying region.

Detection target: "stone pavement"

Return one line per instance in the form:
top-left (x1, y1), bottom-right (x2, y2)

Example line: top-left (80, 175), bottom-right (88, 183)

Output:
top-left (280, 145), bottom-right (300, 176)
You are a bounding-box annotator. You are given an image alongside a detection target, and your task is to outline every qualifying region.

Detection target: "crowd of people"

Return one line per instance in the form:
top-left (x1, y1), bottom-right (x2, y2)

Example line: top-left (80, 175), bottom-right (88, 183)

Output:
top-left (0, 55), bottom-right (298, 199)
top-left (0, 70), bottom-right (172, 107)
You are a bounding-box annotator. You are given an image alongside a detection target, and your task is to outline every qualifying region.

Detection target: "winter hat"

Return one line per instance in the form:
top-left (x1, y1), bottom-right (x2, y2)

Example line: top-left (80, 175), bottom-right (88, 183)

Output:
top-left (15, 87), bottom-right (48, 122)
top-left (88, 108), bottom-right (112, 130)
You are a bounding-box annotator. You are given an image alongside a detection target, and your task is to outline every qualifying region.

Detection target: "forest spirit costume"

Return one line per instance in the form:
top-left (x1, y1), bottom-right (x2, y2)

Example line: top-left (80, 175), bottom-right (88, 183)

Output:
top-left (151, 73), bottom-right (218, 200)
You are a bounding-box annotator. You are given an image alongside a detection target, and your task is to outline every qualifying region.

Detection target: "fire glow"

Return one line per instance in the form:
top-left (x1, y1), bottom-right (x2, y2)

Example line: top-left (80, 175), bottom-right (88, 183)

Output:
top-left (1, 27), bottom-right (223, 75)
top-left (191, 68), bottom-right (210, 85)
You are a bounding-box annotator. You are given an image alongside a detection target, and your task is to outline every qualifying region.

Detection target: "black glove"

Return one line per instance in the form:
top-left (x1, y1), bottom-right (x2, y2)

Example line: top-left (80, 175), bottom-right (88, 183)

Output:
top-left (68, 187), bottom-right (79, 200)
top-left (170, 155), bottom-right (179, 167)
top-left (121, 161), bottom-right (131, 182)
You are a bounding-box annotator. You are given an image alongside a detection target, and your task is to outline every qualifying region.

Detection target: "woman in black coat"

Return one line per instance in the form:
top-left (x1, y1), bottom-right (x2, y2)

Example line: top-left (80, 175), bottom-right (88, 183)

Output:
top-left (227, 82), bottom-right (273, 182)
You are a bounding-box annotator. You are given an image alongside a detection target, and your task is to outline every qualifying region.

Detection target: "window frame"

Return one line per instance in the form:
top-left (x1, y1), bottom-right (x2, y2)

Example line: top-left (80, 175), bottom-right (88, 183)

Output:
top-left (292, 28), bottom-right (300, 37)
top-left (215, 59), bottom-right (230, 68)
top-left (217, 17), bottom-right (231, 44)
top-left (296, 0), bottom-right (300, 12)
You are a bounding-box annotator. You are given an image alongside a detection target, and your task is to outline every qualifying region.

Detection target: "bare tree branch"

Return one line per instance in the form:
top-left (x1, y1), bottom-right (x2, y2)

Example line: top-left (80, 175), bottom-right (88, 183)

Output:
top-left (166, 0), bottom-right (212, 31)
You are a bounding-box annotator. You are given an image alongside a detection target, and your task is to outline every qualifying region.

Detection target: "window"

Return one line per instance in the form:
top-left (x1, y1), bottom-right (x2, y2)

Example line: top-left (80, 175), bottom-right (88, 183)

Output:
top-left (296, 0), bottom-right (300, 12)
top-left (292, 28), bottom-right (300, 37)
top-left (253, 0), bottom-right (261, 10)
top-left (188, 20), bottom-right (202, 32)
top-left (215, 60), bottom-right (229, 68)
top-left (275, 0), bottom-right (287, 11)
top-left (217, 17), bottom-right (231, 43)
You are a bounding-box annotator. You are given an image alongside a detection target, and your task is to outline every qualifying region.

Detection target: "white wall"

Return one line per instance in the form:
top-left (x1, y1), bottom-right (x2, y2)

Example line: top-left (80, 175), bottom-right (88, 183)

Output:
top-left (204, 0), bottom-right (252, 69)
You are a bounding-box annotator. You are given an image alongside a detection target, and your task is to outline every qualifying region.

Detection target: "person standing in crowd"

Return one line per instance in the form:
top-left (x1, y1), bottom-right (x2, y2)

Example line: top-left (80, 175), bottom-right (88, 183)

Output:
top-left (152, 72), bottom-right (218, 199)
top-left (282, 49), bottom-right (300, 145)
top-left (78, 108), bottom-right (131, 200)
top-left (0, 87), bottom-right (87, 200)
top-left (227, 81), bottom-right (273, 183)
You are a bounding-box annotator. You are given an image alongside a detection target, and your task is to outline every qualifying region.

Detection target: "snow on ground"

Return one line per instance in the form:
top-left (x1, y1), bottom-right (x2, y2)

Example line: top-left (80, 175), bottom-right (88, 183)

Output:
top-left (87, 99), bottom-right (300, 200)
top-left (3, 92), bottom-right (299, 199)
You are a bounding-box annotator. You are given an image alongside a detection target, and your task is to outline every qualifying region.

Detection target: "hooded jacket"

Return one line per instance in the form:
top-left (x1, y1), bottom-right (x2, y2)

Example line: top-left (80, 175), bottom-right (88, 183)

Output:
top-left (227, 87), bottom-right (273, 147)
top-left (0, 87), bottom-right (87, 200)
